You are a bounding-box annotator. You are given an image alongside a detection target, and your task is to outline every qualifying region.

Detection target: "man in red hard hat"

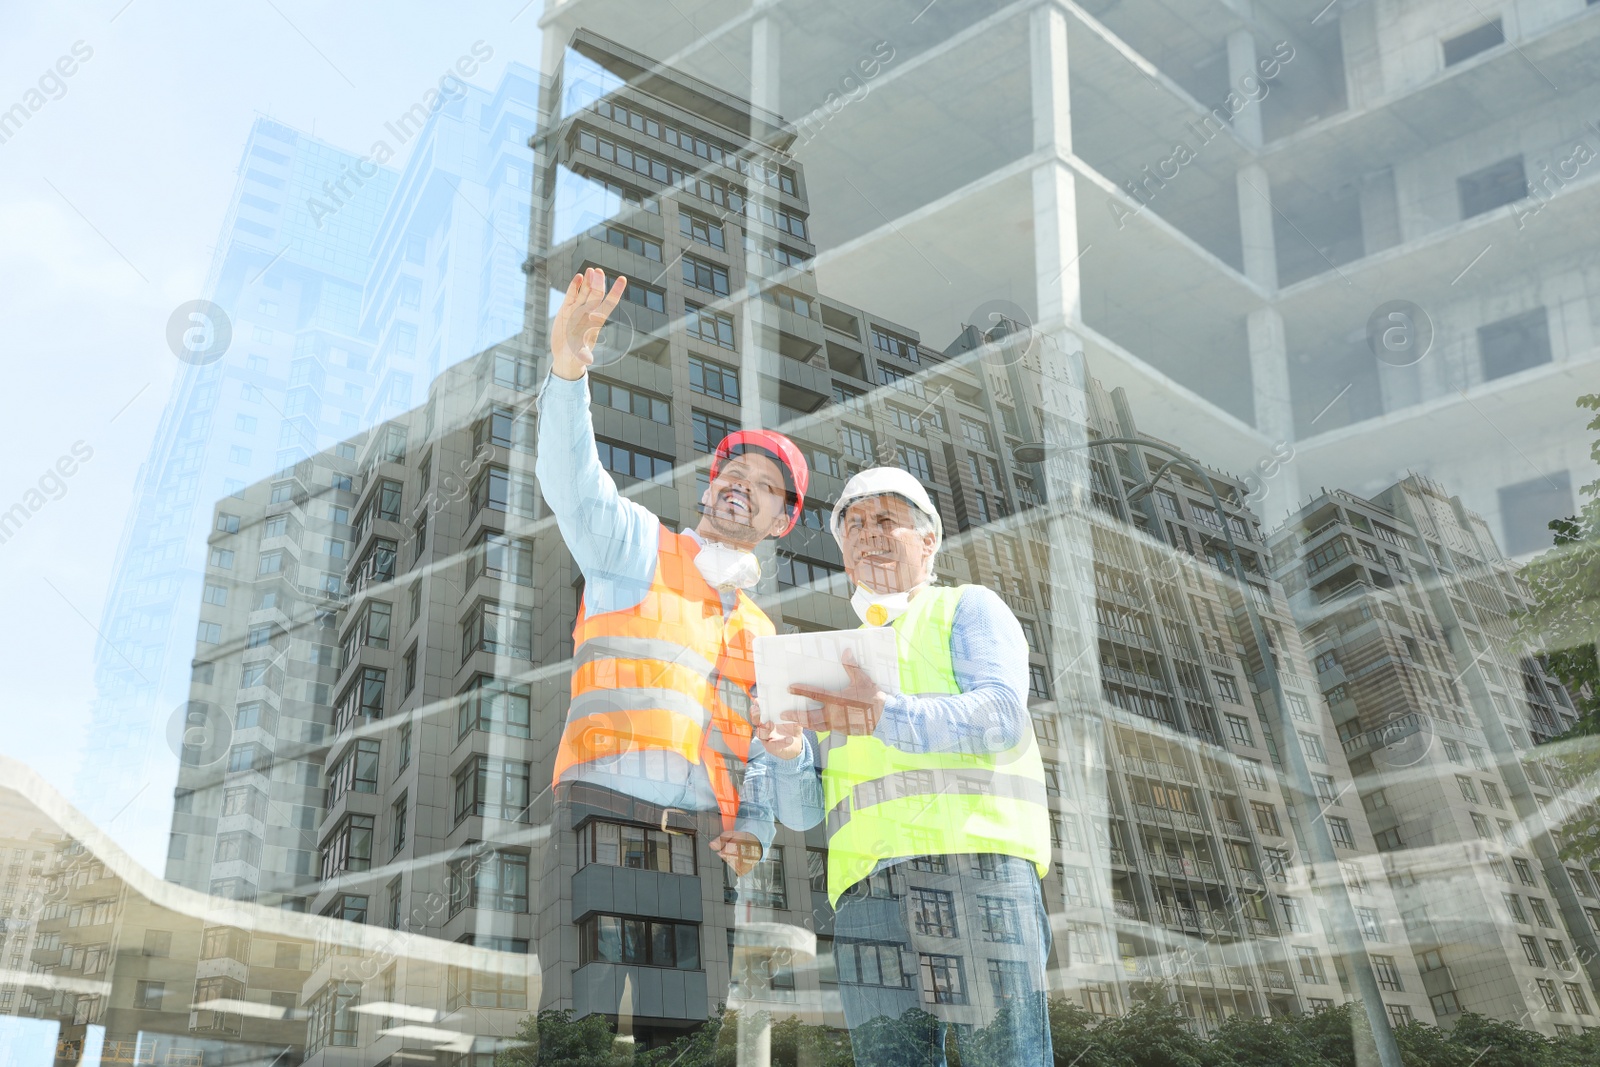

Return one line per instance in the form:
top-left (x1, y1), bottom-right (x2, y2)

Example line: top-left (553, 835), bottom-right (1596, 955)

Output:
top-left (536, 267), bottom-right (810, 875)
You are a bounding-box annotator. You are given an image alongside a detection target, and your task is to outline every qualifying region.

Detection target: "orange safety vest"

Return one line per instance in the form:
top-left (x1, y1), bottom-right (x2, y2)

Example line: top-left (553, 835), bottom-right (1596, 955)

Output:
top-left (552, 525), bottom-right (773, 830)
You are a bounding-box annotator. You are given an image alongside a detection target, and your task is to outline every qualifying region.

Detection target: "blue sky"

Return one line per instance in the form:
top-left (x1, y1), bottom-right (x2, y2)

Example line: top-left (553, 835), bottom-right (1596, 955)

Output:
top-left (0, 1), bottom-right (541, 851)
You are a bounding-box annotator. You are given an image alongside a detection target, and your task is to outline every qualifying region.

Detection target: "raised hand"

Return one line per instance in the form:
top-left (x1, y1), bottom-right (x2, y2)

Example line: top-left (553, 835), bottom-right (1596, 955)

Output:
top-left (788, 650), bottom-right (886, 736)
top-left (551, 267), bottom-right (627, 381)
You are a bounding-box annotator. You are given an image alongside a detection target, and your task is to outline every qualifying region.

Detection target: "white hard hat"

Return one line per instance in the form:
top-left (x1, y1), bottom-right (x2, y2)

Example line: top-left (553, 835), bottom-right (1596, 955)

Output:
top-left (829, 466), bottom-right (944, 551)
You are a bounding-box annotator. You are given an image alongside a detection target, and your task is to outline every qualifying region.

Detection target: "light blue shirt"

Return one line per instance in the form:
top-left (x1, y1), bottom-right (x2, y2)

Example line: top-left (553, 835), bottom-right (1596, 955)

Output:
top-left (535, 372), bottom-right (776, 847)
top-left (762, 586), bottom-right (1034, 873)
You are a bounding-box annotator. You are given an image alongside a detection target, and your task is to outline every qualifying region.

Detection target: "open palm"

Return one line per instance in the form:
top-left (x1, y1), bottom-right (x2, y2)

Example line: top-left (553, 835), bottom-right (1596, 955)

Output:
top-left (551, 267), bottom-right (627, 380)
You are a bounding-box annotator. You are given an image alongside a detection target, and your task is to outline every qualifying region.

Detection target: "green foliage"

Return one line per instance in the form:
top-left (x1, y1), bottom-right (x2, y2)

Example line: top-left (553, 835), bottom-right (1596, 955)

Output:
top-left (1515, 393), bottom-right (1600, 864)
top-left (506, 998), bottom-right (1599, 1067)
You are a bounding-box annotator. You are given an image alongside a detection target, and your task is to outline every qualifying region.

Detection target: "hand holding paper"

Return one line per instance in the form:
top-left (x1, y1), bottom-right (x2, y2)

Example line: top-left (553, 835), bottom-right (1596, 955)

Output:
top-left (789, 651), bottom-right (886, 735)
top-left (752, 628), bottom-right (900, 734)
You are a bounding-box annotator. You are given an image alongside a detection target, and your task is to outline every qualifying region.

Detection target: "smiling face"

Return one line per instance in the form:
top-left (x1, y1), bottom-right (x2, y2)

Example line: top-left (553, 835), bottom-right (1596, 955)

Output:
top-left (839, 493), bottom-right (937, 594)
top-left (696, 450), bottom-right (791, 550)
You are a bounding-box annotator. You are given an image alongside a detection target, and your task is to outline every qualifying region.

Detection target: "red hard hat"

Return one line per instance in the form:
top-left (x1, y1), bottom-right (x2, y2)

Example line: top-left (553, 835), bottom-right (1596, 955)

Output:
top-left (711, 430), bottom-right (810, 536)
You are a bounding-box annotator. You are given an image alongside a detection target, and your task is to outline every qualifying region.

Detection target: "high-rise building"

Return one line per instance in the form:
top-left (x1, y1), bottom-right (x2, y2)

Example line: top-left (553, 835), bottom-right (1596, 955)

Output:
top-left (1267, 476), bottom-right (1600, 1033)
top-left (85, 62), bottom-right (541, 873)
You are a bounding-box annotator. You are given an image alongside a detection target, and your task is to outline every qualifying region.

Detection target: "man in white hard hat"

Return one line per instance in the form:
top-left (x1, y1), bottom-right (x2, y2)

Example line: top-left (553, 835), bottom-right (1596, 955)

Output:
top-left (757, 466), bottom-right (1054, 1067)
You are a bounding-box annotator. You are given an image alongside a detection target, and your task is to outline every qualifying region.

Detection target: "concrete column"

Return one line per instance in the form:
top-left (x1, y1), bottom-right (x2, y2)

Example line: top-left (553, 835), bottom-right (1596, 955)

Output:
top-left (1247, 305), bottom-right (1300, 520)
top-left (1226, 30), bottom-right (1263, 148)
top-left (1031, 4), bottom-right (1081, 327)
top-left (1237, 163), bottom-right (1277, 290)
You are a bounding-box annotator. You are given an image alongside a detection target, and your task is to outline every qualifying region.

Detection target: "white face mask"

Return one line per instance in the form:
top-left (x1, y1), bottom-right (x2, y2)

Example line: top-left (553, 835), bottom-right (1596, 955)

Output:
top-left (694, 540), bottom-right (761, 591)
top-left (851, 582), bottom-right (927, 626)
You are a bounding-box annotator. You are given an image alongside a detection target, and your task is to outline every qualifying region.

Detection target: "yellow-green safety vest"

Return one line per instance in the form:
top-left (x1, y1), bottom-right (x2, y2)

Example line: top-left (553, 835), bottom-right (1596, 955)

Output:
top-left (818, 585), bottom-right (1051, 905)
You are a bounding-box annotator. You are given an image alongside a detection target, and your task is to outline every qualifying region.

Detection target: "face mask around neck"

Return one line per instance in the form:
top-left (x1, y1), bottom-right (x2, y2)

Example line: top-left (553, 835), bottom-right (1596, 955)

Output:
top-left (693, 539), bottom-right (761, 591)
top-left (851, 582), bottom-right (927, 626)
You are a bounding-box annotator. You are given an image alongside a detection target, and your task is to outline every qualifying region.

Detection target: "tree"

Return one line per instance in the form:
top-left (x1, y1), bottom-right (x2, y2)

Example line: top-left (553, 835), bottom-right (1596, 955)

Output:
top-left (1516, 393), bottom-right (1600, 863)
top-left (496, 1009), bottom-right (636, 1067)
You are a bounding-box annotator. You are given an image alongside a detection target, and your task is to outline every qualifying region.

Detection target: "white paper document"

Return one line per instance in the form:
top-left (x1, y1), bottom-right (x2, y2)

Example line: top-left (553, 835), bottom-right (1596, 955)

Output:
top-left (752, 628), bottom-right (902, 723)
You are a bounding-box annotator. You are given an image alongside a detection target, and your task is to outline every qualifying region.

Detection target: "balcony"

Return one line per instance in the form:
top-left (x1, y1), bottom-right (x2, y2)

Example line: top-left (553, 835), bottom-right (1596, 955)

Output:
top-left (1113, 898), bottom-right (1140, 920)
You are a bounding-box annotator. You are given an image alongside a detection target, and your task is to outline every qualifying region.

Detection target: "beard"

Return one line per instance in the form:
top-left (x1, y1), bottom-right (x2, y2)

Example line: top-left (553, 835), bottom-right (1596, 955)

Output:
top-left (701, 486), bottom-right (762, 540)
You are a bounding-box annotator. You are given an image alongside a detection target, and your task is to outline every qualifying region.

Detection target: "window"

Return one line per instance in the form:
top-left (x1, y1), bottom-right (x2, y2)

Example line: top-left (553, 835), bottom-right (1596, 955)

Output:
top-left (590, 377), bottom-right (671, 425)
top-left (1278, 896), bottom-right (1307, 931)
top-left (1472, 812), bottom-right (1493, 839)
top-left (578, 821), bottom-right (696, 875)
top-left (1252, 802), bottom-right (1281, 836)
top-left (1442, 19), bottom-right (1504, 67)
top-left (896, 443), bottom-right (933, 482)
top-left (453, 757), bottom-right (532, 824)
top-left (1483, 781), bottom-right (1504, 809)
top-left (1521, 934), bottom-right (1545, 967)
top-left (1536, 978), bottom-right (1563, 1013)
top-left (727, 845), bottom-right (787, 909)
top-left (961, 417), bottom-right (992, 450)
top-left (1313, 774), bottom-right (1338, 805)
top-left (987, 959), bottom-right (1031, 1001)
top-left (305, 981), bottom-right (361, 1053)
top-left (197, 621), bottom-right (222, 644)
top-left (1296, 946), bottom-right (1326, 983)
top-left (679, 210), bottom-right (725, 249)
top-left (134, 980), bottom-right (164, 1011)
top-left (202, 582), bottom-right (228, 606)
top-left (457, 676), bottom-right (532, 739)
top-left (1565, 983), bottom-right (1590, 1014)
top-left (1530, 897), bottom-right (1556, 928)
top-left (596, 438), bottom-right (674, 483)
top-left (1498, 471), bottom-right (1573, 556)
top-left (1430, 990), bottom-right (1462, 1016)
top-left (618, 277), bottom-right (667, 313)
top-left (688, 355), bottom-right (739, 403)
top-left (776, 554), bottom-right (843, 590)
top-left (761, 286), bottom-right (813, 317)
top-left (839, 424), bottom-right (874, 463)
top-left (333, 668), bottom-right (386, 734)
top-left (1456, 775), bottom-right (1479, 803)
top-left (871, 326), bottom-right (919, 364)
top-left (328, 739), bottom-right (381, 803)
top-left (320, 814), bottom-right (375, 879)
top-left (685, 302), bottom-right (735, 348)
top-left (911, 888), bottom-right (959, 938)
top-left (1203, 672), bottom-right (1242, 704)
top-left (1356, 907), bottom-right (1386, 941)
top-left (1286, 692), bottom-right (1312, 722)
top-left (1240, 759), bottom-right (1267, 790)
top-left (471, 466), bottom-right (538, 517)
top-left (1314, 650), bottom-right (1341, 674)
top-left (691, 409), bottom-right (739, 454)
top-left (1546, 939), bottom-right (1571, 968)
top-left (462, 601), bottom-right (533, 660)
top-left (807, 848), bottom-right (828, 893)
top-left (478, 404), bottom-right (534, 452)
top-left (1479, 307), bottom-right (1551, 382)
top-left (448, 851), bottom-right (528, 915)
top-left (214, 831), bottom-right (262, 865)
top-left (1300, 732), bottom-right (1328, 763)
top-left (1387, 1004), bottom-right (1414, 1029)
top-left (682, 255), bottom-right (729, 297)
top-left (1371, 954), bottom-right (1403, 991)
top-left (589, 221), bottom-right (661, 260)
top-left (836, 940), bottom-right (911, 988)
top-left (920, 954), bottom-right (967, 1005)
top-left (1504, 893), bottom-right (1528, 923)
top-left (579, 914), bottom-right (700, 969)
top-left (1226, 715), bottom-right (1254, 745)
top-left (391, 793), bottom-right (407, 854)
top-left (446, 961), bottom-right (528, 1012)
top-left (1443, 738), bottom-right (1462, 763)
top-left (1327, 817), bottom-right (1355, 849)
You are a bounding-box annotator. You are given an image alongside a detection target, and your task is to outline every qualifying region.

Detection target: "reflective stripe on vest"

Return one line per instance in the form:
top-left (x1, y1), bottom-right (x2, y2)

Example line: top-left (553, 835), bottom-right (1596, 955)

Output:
top-left (556, 525), bottom-right (773, 830)
top-left (819, 585), bottom-right (1052, 905)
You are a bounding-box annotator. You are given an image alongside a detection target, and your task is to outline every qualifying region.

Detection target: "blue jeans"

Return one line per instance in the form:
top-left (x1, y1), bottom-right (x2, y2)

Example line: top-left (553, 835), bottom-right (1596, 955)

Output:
top-left (832, 854), bottom-right (1053, 1067)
